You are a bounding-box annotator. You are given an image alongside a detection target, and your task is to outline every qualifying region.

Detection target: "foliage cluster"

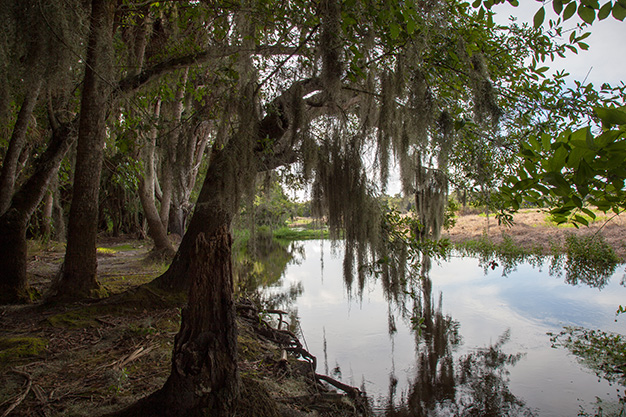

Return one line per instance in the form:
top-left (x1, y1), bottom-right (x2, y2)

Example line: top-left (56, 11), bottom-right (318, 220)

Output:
top-left (549, 326), bottom-right (626, 386)
top-left (498, 106), bottom-right (626, 226)
top-left (454, 231), bottom-right (621, 286)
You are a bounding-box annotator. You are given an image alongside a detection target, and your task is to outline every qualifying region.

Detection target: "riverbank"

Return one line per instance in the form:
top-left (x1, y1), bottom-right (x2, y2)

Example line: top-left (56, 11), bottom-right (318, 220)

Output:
top-left (3, 210), bottom-right (625, 416)
top-left (443, 208), bottom-right (626, 261)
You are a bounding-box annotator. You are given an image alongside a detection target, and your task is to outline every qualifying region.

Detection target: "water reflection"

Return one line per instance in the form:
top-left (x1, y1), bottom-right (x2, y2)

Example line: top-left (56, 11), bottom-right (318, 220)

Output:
top-left (242, 235), bottom-right (626, 416)
top-left (549, 327), bottom-right (626, 416)
top-left (456, 235), bottom-right (622, 290)
top-left (382, 255), bottom-right (534, 416)
top-left (233, 232), bottom-right (304, 311)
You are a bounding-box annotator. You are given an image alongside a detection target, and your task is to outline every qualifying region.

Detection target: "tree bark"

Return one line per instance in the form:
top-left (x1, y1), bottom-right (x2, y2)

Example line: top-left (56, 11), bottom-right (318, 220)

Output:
top-left (159, 68), bottom-right (188, 231)
top-left (138, 100), bottom-right (176, 258)
top-left (0, 80), bottom-right (42, 215)
top-left (0, 120), bottom-right (75, 304)
top-left (50, 0), bottom-right (115, 301)
top-left (41, 186), bottom-right (54, 240)
top-left (151, 137), bottom-right (244, 291)
top-left (108, 227), bottom-right (239, 417)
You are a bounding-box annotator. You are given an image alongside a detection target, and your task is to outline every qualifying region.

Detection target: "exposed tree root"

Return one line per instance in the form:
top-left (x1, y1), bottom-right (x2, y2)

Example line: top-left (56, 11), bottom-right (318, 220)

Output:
top-left (1, 369), bottom-right (32, 417)
top-left (237, 299), bottom-right (372, 416)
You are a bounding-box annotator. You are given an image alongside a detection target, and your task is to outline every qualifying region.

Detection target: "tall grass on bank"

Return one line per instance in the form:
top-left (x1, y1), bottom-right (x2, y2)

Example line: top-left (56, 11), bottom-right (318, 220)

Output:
top-left (454, 233), bottom-right (547, 275)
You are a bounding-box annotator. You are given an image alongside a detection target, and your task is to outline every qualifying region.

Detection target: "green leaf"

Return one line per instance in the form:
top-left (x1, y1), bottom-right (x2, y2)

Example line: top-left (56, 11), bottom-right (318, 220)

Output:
top-left (553, 0), bottom-right (564, 14)
top-left (573, 214), bottom-right (589, 226)
top-left (534, 6), bottom-right (546, 27)
top-left (544, 172), bottom-right (572, 196)
top-left (574, 159), bottom-right (594, 191)
top-left (582, 208), bottom-right (597, 220)
top-left (541, 133), bottom-right (552, 150)
top-left (563, 1), bottom-right (577, 19)
top-left (578, 4), bottom-right (597, 23)
top-left (598, 1), bottom-right (612, 19)
top-left (612, 3), bottom-right (626, 19)
top-left (389, 23), bottom-right (400, 39)
top-left (594, 107), bottom-right (626, 125)
top-left (549, 145), bottom-right (569, 171)
top-left (513, 178), bottom-right (537, 191)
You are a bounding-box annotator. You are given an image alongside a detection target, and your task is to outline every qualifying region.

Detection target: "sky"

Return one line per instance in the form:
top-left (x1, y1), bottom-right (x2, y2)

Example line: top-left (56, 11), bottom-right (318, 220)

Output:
top-left (493, 2), bottom-right (626, 87)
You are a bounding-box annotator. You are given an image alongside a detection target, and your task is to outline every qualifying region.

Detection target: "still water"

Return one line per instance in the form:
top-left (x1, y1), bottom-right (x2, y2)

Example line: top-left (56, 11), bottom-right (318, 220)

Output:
top-left (254, 239), bottom-right (626, 416)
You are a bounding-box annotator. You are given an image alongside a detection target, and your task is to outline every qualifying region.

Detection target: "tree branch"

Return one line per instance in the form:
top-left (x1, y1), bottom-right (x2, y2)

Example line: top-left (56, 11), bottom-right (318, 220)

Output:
top-left (117, 45), bottom-right (304, 95)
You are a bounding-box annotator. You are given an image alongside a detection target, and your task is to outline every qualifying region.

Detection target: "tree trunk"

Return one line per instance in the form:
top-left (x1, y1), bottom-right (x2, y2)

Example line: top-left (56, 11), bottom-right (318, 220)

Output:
top-left (51, 175), bottom-right (66, 241)
top-left (0, 120), bottom-right (75, 304)
top-left (0, 211), bottom-right (29, 304)
top-left (50, 0), bottom-right (115, 301)
top-left (0, 80), bottom-right (42, 215)
top-left (137, 100), bottom-right (176, 257)
top-left (168, 205), bottom-right (185, 236)
top-left (41, 186), bottom-right (54, 240)
top-left (108, 227), bottom-right (239, 417)
top-left (151, 137), bottom-right (245, 291)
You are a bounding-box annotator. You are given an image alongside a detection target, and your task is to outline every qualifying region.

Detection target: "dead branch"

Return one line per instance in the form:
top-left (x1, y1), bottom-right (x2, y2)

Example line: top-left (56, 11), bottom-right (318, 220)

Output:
top-left (315, 374), bottom-right (361, 398)
top-left (103, 345), bottom-right (155, 370)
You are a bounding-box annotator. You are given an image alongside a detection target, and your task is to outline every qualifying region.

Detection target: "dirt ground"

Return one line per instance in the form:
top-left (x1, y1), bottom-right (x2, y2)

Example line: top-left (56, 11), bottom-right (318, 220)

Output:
top-left (443, 208), bottom-right (626, 260)
top-left (0, 238), bottom-right (366, 417)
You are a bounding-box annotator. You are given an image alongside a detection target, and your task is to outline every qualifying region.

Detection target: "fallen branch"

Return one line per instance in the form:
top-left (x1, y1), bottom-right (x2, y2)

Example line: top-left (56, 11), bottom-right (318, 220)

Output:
top-left (315, 374), bottom-right (362, 398)
top-left (1, 369), bottom-right (32, 417)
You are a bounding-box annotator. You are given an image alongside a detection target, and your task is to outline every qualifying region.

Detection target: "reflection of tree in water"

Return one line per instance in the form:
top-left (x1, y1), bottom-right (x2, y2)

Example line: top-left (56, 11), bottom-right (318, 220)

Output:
top-left (457, 233), bottom-right (621, 290)
top-left (233, 232), bottom-right (304, 313)
top-left (377, 254), bottom-right (533, 416)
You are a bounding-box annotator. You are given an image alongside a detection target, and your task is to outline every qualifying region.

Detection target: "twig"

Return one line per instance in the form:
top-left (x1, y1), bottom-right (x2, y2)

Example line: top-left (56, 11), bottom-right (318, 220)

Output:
top-left (592, 209), bottom-right (624, 239)
top-left (95, 317), bottom-right (116, 326)
top-left (1, 369), bottom-right (32, 417)
top-left (104, 345), bottom-right (155, 370)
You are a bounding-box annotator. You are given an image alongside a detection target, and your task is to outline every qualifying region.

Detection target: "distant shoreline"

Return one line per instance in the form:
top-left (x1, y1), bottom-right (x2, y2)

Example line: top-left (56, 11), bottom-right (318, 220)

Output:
top-left (443, 209), bottom-right (626, 261)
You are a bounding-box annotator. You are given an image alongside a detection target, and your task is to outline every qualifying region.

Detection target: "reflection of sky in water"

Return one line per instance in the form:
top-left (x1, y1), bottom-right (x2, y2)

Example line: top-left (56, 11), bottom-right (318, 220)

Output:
top-left (267, 240), bottom-right (626, 416)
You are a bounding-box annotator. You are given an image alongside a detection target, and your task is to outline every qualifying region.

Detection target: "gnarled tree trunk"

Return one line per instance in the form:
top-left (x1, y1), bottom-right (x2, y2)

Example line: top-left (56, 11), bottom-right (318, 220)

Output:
top-left (0, 80), bottom-right (42, 215)
top-left (151, 137), bottom-right (246, 292)
top-left (138, 100), bottom-right (176, 258)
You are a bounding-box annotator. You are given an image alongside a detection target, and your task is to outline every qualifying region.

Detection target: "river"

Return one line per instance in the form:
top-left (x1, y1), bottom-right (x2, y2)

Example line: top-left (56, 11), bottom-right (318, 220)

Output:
top-left (245, 238), bottom-right (626, 416)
